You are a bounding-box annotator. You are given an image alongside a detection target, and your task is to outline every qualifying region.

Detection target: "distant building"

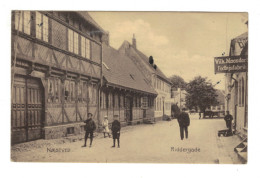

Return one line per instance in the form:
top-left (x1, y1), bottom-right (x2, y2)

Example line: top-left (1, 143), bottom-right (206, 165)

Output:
top-left (172, 88), bottom-right (186, 110)
top-left (118, 35), bottom-right (172, 121)
top-left (205, 89), bottom-right (225, 117)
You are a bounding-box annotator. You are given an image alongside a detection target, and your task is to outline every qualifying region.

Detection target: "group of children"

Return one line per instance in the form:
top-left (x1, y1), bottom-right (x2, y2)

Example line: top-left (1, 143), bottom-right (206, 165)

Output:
top-left (82, 113), bottom-right (121, 148)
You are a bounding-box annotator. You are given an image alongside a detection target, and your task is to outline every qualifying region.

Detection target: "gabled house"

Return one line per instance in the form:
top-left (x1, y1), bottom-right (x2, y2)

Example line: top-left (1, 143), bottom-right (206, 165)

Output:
top-left (100, 44), bottom-right (157, 126)
top-left (118, 35), bottom-right (172, 121)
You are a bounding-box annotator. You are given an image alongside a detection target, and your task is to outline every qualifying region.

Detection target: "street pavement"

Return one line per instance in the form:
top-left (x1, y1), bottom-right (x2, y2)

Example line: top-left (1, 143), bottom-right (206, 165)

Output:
top-left (11, 117), bottom-right (242, 164)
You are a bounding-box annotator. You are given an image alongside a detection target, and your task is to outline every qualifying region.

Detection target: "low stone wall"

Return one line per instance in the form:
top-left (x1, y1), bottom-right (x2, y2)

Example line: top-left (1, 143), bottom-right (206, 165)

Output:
top-left (44, 122), bottom-right (85, 139)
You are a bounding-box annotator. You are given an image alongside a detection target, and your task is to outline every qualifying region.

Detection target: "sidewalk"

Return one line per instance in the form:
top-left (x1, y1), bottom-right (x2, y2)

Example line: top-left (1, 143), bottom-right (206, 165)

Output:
top-left (11, 121), bottom-right (151, 153)
top-left (216, 132), bottom-right (244, 164)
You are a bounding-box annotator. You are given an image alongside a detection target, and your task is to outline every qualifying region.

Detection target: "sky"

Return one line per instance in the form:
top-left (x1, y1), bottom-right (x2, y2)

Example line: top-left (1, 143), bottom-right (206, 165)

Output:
top-left (89, 12), bottom-right (248, 90)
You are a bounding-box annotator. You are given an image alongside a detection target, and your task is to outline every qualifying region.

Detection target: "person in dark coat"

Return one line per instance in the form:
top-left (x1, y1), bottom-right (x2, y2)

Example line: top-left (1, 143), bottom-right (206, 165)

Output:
top-left (111, 115), bottom-right (121, 148)
top-left (82, 113), bottom-right (96, 147)
top-left (224, 111), bottom-right (233, 132)
top-left (177, 108), bottom-right (190, 140)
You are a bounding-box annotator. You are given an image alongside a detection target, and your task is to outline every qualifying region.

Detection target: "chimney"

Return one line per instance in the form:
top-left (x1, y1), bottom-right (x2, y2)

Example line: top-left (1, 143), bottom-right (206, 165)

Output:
top-left (102, 31), bottom-right (110, 46)
top-left (132, 34), bottom-right (136, 49)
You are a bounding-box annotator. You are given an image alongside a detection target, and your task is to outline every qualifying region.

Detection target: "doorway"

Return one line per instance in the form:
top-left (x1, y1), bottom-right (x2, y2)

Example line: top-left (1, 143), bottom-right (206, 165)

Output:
top-left (125, 96), bottom-right (133, 124)
top-left (11, 75), bottom-right (44, 144)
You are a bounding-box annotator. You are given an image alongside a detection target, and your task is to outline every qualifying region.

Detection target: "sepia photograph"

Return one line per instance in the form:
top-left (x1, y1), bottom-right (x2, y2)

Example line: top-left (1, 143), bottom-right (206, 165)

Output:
top-left (10, 10), bottom-right (248, 164)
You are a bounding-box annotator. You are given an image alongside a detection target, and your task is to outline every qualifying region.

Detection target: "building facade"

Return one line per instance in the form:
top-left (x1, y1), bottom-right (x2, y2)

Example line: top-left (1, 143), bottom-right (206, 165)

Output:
top-left (225, 32), bottom-right (248, 137)
top-left (204, 90), bottom-right (225, 117)
top-left (11, 11), bottom-right (105, 143)
top-left (118, 36), bottom-right (172, 121)
top-left (100, 45), bottom-right (157, 126)
top-left (172, 88), bottom-right (187, 110)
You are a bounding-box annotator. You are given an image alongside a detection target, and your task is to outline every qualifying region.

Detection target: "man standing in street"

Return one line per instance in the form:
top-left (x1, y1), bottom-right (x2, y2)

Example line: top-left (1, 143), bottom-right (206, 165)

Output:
top-left (82, 113), bottom-right (96, 148)
top-left (111, 115), bottom-right (121, 148)
top-left (224, 111), bottom-right (233, 133)
top-left (177, 108), bottom-right (190, 140)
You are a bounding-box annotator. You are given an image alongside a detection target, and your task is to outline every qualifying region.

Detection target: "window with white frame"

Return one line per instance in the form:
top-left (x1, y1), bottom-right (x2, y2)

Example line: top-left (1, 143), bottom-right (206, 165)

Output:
top-left (64, 79), bottom-right (75, 102)
top-left (15, 11), bottom-right (31, 35)
top-left (108, 92), bottom-right (113, 108)
top-left (74, 32), bottom-right (78, 54)
top-left (47, 78), bottom-right (61, 103)
top-left (68, 29), bottom-right (73, 52)
top-left (120, 94), bottom-right (124, 108)
top-left (81, 36), bottom-right (86, 57)
top-left (86, 38), bottom-right (90, 59)
top-left (100, 91), bottom-right (107, 109)
top-left (68, 29), bottom-right (79, 54)
top-left (81, 36), bottom-right (91, 59)
top-left (141, 97), bottom-right (148, 108)
top-left (36, 11), bottom-right (48, 42)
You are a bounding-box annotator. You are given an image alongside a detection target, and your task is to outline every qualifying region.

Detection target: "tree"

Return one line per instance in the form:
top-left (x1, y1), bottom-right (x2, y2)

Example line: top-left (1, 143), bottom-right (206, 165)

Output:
top-left (169, 75), bottom-right (187, 89)
top-left (185, 76), bottom-right (218, 114)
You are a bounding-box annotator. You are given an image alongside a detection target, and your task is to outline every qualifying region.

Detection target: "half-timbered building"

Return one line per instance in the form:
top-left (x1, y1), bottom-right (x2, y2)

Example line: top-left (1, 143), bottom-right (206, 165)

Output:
top-left (100, 45), bottom-right (157, 126)
top-left (11, 11), bottom-right (106, 143)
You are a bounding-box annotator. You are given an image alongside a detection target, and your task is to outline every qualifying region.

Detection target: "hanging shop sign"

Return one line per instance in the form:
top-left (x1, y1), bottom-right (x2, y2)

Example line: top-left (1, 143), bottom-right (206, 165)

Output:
top-left (214, 55), bottom-right (248, 74)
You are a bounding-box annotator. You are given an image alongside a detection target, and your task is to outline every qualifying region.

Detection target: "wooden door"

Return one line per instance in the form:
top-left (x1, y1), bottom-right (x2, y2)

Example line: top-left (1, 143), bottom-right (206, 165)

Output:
top-left (11, 76), bottom-right (44, 144)
top-left (125, 96), bottom-right (133, 123)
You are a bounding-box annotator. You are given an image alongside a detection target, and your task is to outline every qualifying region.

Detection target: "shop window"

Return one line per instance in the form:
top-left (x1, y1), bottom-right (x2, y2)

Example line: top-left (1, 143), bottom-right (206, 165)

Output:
top-left (14, 11), bottom-right (31, 35)
top-left (36, 11), bottom-right (49, 42)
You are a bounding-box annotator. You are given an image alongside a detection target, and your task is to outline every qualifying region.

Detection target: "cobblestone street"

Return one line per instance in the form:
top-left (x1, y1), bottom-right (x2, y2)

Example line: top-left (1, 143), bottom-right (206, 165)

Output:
top-left (11, 117), bottom-right (243, 163)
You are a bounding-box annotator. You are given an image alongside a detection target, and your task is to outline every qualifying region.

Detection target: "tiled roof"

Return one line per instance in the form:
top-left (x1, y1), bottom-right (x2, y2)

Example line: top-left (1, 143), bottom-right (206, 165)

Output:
top-left (77, 12), bottom-right (105, 33)
top-left (230, 32), bottom-right (248, 56)
top-left (119, 41), bottom-right (171, 84)
top-left (102, 45), bottom-right (157, 95)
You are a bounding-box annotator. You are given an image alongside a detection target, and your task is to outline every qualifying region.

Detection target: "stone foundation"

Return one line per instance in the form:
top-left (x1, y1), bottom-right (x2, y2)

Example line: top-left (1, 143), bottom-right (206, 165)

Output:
top-left (44, 122), bottom-right (85, 139)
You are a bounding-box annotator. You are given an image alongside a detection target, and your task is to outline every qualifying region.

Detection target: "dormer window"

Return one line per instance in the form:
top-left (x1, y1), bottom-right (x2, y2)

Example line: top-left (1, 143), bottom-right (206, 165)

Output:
top-left (130, 74), bottom-right (135, 80)
top-left (102, 62), bottom-right (110, 70)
